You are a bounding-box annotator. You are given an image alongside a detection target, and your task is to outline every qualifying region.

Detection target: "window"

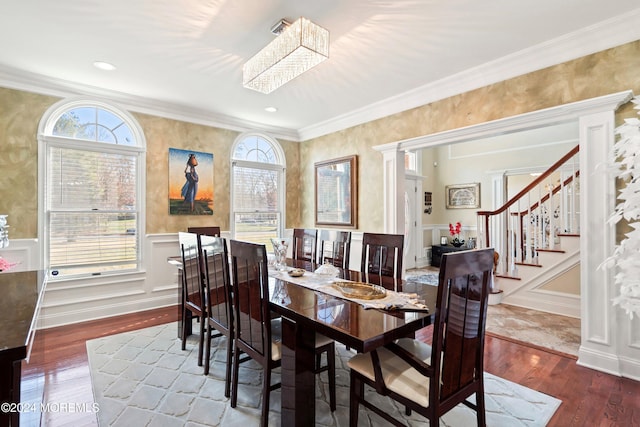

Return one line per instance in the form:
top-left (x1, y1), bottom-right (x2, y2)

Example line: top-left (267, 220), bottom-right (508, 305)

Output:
top-left (405, 151), bottom-right (418, 174)
top-left (231, 133), bottom-right (285, 246)
top-left (39, 99), bottom-right (145, 279)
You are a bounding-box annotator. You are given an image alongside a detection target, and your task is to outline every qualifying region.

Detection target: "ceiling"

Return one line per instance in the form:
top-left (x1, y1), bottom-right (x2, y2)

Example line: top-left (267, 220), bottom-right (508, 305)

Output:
top-left (1, 1), bottom-right (639, 141)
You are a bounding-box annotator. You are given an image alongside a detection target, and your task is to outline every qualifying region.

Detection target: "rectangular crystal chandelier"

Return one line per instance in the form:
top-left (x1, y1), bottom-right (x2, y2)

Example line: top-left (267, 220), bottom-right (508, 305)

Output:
top-left (243, 17), bottom-right (329, 94)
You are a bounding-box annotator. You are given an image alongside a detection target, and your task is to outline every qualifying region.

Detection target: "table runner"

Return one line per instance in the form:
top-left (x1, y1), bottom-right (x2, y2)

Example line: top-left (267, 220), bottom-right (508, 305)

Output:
top-left (268, 267), bottom-right (429, 311)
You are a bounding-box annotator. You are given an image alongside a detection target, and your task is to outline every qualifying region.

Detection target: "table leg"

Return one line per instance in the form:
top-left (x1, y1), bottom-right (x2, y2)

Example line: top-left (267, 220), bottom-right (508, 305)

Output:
top-left (280, 316), bottom-right (316, 427)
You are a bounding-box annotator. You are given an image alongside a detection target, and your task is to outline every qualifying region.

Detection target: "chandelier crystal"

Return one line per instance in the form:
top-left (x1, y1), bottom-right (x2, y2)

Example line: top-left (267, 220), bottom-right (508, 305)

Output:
top-left (243, 17), bottom-right (329, 94)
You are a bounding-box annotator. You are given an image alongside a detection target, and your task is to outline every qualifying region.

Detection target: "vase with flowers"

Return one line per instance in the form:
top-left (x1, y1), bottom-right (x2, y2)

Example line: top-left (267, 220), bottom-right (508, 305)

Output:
top-left (449, 221), bottom-right (465, 247)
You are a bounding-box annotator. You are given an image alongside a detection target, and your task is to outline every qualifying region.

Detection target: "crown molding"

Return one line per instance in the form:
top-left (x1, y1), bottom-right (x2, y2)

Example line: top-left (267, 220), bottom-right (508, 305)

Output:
top-left (298, 8), bottom-right (640, 141)
top-left (1, 8), bottom-right (639, 143)
top-left (0, 65), bottom-right (300, 142)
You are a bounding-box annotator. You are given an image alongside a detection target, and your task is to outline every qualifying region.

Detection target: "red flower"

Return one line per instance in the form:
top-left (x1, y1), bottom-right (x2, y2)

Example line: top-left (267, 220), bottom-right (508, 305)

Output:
top-left (448, 222), bottom-right (464, 246)
top-left (449, 221), bottom-right (462, 237)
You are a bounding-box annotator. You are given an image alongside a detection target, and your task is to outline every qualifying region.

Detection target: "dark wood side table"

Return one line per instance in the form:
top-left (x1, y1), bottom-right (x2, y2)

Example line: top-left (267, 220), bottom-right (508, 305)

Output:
top-left (431, 245), bottom-right (466, 267)
top-left (0, 270), bottom-right (47, 427)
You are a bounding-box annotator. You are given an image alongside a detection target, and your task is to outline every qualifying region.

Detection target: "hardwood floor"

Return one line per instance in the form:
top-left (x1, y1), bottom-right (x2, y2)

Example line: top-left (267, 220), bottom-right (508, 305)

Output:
top-left (25, 306), bottom-right (639, 426)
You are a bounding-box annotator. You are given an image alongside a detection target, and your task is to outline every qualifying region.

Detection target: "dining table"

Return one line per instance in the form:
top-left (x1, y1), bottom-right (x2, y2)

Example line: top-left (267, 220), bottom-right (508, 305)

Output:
top-left (269, 259), bottom-right (438, 427)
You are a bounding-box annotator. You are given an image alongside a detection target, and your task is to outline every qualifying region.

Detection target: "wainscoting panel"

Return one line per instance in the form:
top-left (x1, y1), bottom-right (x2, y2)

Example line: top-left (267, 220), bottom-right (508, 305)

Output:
top-left (38, 234), bottom-right (179, 328)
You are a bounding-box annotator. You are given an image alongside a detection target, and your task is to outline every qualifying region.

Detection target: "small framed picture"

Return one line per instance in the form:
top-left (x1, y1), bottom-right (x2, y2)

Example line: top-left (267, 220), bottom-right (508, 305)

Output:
top-left (445, 183), bottom-right (480, 209)
top-left (440, 236), bottom-right (448, 245)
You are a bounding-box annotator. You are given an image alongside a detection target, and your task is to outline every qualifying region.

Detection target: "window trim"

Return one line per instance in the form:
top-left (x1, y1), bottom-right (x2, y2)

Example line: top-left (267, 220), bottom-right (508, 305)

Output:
top-left (230, 132), bottom-right (286, 239)
top-left (38, 97), bottom-right (147, 279)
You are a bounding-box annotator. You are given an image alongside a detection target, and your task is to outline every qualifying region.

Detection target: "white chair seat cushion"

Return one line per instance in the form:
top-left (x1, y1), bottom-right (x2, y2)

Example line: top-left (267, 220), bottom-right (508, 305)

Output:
top-left (270, 320), bottom-right (333, 361)
top-left (315, 333), bottom-right (333, 347)
top-left (347, 338), bottom-right (433, 408)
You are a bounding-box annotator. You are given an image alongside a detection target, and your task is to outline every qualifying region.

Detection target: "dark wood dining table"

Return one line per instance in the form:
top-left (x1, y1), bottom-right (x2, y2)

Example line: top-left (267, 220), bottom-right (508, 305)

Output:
top-left (269, 259), bottom-right (437, 427)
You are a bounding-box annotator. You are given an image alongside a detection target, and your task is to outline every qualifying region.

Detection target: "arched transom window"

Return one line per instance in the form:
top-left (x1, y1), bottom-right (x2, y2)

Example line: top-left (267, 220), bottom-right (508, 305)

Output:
top-left (39, 99), bottom-right (146, 279)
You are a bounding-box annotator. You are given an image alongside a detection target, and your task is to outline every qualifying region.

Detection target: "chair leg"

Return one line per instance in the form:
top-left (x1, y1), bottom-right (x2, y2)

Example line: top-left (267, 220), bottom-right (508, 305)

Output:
top-left (327, 344), bottom-right (336, 412)
top-left (476, 388), bottom-right (487, 427)
top-left (224, 336), bottom-right (233, 398)
top-left (230, 343), bottom-right (240, 408)
top-left (181, 308), bottom-right (188, 351)
top-left (203, 321), bottom-right (211, 375)
top-left (349, 372), bottom-right (362, 427)
top-left (197, 315), bottom-right (205, 366)
top-left (261, 366), bottom-right (271, 427)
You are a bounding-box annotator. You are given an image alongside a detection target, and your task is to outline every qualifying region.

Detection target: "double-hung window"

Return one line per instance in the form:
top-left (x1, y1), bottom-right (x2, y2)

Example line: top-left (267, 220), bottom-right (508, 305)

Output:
top-left (39, 99), bottom-right (146, 279)
top-left (231, 133), bottom-right (285, 245)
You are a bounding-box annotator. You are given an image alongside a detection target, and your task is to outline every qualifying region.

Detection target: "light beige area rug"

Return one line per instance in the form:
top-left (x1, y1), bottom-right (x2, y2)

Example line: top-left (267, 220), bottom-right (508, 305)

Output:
top-left (87, 322), bottom-right (561, 426)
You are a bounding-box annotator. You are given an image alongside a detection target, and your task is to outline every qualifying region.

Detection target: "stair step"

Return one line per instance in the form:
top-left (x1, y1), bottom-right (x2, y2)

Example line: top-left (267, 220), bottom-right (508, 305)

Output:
top-left (515, 261), bottom-right (542, 267)
top-left (495, 273), bottom-right (521, 280)
top-left (536, 248), bottom-right (566, 253)
top-left (558, 233), bottom-right (580, 237)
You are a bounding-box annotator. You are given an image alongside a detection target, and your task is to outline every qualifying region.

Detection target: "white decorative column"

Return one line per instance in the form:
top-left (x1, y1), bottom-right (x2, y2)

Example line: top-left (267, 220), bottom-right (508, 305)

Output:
top-left (374, 145), bottom-right (405, 234)
top-left (578, 101), bottom-right (640, 380)
top-left (490, 172), bottom-right (507, 270)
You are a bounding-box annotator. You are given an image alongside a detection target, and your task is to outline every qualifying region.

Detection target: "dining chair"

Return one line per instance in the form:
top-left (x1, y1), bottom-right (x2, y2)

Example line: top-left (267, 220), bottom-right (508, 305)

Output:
top-left (198, 235), bottom-right (234, 397)
top-left (187, 226), bottom-right (221, 237)
top-left (347, 248), bottom-right (495, 427)
top-left (360, 232), bottom-right (404, 283)
top-left (317, 230), bottom-right (351, 269)
top-left (292, 228), bottom-right (317, 262)
top-left (229, 240), bottom-right (336, 426)
top-left (178, 231), bottom-right (206, 366)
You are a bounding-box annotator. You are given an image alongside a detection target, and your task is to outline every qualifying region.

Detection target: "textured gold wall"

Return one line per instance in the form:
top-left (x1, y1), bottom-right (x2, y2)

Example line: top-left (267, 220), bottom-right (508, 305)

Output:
top-left (300, 41), bottom-right (640, 231)
top-left (0, 91), bottom-right (300, 236)
top-left (1, 41), bottom-right (639, 238)
top-left (136, 114), bottom-right (300, 233)
top-left (0, 88), bottom-right (56, 238)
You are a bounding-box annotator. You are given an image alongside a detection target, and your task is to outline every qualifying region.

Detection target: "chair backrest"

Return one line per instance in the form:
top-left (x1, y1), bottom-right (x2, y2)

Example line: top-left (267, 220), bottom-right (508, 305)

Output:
top-left (292, 228), bottom-right (317, 262)
top-left (360, 232), bottom-right (404, 280)
top-left (318, 230), bottom-right (351, 269)
top-left (199, 235), bottom-right (232, 333)
top-left (229, 240), bottom-right (272, 362)
top-left (188, 226), bottom-right (221, 237)
top-left (432, 248), bottom-right (494, 403)
top-left (179, 232), bottom-right (204, 313)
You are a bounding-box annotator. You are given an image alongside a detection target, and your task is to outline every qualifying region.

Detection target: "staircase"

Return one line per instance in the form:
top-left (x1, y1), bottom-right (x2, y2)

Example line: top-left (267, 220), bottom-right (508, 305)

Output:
top-left (478, 145), bottom-right (581, 318)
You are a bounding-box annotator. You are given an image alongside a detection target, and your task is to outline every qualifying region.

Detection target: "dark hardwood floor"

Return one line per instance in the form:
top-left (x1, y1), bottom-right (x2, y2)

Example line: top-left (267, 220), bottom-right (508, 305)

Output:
top-left (24, 306), bottom-right (639, 426)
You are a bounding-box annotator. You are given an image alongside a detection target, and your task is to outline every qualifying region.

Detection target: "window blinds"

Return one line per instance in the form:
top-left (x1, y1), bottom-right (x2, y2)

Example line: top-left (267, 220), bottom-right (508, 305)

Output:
top-left (47, 145), bottom-right (138, 275)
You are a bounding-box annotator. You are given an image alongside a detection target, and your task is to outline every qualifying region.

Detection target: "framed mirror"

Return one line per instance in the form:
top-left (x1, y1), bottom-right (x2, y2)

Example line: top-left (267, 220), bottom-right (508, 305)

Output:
top-left (315, 155), bottom-right (358, 228)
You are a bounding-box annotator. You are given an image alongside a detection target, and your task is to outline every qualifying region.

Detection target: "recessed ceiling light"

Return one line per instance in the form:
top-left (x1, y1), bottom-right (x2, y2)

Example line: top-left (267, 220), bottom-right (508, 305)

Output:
top-left (93, 61), bottom-right (117, 71)
top-left (265, 106), bottom-right (278, 113)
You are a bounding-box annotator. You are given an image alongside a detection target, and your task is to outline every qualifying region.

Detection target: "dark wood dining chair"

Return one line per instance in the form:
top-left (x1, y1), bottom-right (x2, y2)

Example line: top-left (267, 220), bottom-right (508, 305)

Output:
top-left (198, 235), bottom-right (234, 397)
top-left (317, 229), bottom-right (351, 269)
top-left (347, 248), bottom-right (495, 427)
top-left (229, 240), bottom-right (336, 426)
top-left (292, 228), bottom-right (317, 262)
top-left (178, 232), bottom-right (206, 366)
top-left (187, 226), bottom-right (221, 237)
top-left (360, 232), bottom-right (404, 284)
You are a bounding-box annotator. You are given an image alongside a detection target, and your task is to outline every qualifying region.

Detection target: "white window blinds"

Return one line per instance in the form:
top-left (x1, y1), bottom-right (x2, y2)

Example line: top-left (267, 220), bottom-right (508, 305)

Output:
top-left (47, 145), bottom-right (139, 275)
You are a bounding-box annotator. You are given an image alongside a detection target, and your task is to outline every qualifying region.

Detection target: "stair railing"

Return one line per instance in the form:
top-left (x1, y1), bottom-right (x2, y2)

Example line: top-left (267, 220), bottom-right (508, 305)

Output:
top-left (476, 145), bottom-right (579, 276)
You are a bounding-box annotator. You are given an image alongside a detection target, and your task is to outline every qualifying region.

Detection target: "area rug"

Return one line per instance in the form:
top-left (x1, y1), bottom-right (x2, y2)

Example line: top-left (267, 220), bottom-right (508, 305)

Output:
top-left (87, 322), bottom-right (561, 426)
top-left (405, 272), bottom-right (440, 286)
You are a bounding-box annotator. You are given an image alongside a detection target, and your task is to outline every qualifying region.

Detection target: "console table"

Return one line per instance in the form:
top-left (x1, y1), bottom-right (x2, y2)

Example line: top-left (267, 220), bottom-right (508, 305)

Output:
top-left (0, 270), bottom-right (47, 427)
top-left (431, 245), bottom-right (467, 267)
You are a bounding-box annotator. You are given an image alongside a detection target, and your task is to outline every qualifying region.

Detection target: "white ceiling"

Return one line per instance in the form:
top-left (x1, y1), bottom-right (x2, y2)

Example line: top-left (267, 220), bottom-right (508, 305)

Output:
top-left (1, 1), bottom-right (639, 141)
